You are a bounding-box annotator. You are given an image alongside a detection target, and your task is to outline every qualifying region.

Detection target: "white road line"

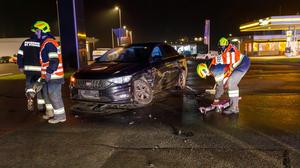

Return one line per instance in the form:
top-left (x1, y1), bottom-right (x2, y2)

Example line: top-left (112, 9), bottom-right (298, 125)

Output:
top-left (204, 125), bottom-right (282, 167)
top-left (247, 127), bottom-right (300, 155)
top-left (0, 73), bottom-right (13, 77)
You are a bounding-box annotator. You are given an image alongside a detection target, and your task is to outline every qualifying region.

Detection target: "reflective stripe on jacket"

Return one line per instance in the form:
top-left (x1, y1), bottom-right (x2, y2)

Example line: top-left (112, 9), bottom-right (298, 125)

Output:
top-left (210, 44), bottom-right (244, 69)
top-left (40, 38), bottom-right (64, 80)
top-left (17, 37), bottom-right (41, 75)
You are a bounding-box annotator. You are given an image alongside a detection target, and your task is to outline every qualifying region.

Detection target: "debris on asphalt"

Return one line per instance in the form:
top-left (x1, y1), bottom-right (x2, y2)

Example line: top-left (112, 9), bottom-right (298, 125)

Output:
top-left (74, 115), bottom-right (79, 118)
top-left (129, 121), bottom-right (135, 125)
top-left (148, 114), bottom-right (152, 119)
top-left (152, 145), bottom-right (160, 151)
top-left (147, 161), bottom-right (155, 168)
top-left (171, 125), bottom-right (194, 137)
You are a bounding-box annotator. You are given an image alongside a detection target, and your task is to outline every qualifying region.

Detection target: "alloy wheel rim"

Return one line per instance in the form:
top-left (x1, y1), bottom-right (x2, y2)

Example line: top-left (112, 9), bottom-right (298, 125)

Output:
top-left (135, 82), bottom-right (151, 102)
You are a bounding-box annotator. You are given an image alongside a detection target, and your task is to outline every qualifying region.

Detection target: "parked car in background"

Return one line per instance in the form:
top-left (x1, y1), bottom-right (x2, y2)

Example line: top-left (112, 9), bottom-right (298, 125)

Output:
top-left (70, 43), bottom-right (187, 114)
top-left (92, 48), bottom-right (110, 60)
top-left (9, 55), bottom-right (17, 63)
top-left (196, 50), bottom-right (219, 60)
top-left (0, 56), bottom-right (12, 63)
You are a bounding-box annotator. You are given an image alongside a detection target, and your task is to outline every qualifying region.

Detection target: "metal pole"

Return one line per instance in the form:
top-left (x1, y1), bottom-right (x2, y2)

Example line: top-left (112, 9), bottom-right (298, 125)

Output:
top-left (118, 9), bottom-right (122, 46)
top-left (56, 0), bottom-right (61, 37)
top-left (119, 9), bottom-right (122, 28)
top-left (130, 31), bottom-right (133, 44)
top-left (111, 28), bottom-right (115, 48)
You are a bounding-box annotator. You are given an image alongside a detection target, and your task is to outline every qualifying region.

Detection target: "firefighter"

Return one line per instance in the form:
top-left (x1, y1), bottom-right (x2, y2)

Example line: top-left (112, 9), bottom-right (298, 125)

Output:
top-left (197, 37), bottom-right (250, 114)
top-left (17, 27), bottom-right (53, 114)
top-left (32, 21), bottom-right (66, 124)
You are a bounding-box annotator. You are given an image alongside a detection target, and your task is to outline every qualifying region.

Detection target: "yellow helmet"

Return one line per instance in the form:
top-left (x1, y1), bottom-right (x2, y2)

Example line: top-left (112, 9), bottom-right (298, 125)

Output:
top-left (31, 21), bottom-right (51, 33)
top-left (197, 63), bottom-right (209, 78)
top-left (219, 37), bottom-right (229, 47)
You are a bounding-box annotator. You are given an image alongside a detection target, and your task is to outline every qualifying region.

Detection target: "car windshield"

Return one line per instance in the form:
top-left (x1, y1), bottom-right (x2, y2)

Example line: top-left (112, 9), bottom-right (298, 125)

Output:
top-left (95, 46), bottom-right (152, 63)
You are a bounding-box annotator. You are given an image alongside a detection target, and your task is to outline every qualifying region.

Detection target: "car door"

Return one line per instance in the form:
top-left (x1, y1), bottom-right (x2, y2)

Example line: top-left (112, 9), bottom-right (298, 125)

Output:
top-left (149, 45), bottom-right (170, 91)
top-left (160, 45), bottom-right (181, 88)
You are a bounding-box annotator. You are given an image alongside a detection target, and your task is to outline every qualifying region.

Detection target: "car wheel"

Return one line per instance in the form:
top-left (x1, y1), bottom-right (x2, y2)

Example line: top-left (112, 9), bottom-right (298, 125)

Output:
top-left (177, 70), bottom-right (186, 89)
top-left (133, 79), bottom-right (153, 105)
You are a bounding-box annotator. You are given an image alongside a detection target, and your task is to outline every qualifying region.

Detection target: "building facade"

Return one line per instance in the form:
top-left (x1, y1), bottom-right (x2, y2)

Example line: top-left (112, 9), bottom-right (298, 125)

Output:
top-left (239, 15), bottom-right (300, 57)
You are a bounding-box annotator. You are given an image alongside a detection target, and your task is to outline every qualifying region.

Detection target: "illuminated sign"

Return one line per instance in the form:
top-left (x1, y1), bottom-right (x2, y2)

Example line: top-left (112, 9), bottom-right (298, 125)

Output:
top-left (259, 18), bottom-right (270, 26)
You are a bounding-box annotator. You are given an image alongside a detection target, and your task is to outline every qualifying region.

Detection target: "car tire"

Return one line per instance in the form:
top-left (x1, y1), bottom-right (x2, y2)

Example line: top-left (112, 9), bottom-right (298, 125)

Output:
top-left (177, 70), bottom-right (186, 90)
top-left (133, 79), bottom-right (153, 105)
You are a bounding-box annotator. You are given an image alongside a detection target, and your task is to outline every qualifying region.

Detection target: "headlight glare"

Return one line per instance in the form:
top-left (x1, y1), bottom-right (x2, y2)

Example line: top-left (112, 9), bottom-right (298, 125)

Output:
top-left (108, 75), bottom-right (132, 84)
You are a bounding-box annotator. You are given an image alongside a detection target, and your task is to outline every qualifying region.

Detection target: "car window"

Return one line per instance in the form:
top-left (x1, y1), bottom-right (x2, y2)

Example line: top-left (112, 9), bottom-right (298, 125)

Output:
top-left (151, 46), bottom-right (162, 58)
top-left (95, 46), bottom-right (151, 63)
top-left (161, 45), bottom-right (179, 59)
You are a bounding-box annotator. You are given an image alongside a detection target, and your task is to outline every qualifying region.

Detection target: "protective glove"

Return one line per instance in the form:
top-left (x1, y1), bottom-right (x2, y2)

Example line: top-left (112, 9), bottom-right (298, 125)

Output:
top-left (37, 77), bottom-right (46, 84)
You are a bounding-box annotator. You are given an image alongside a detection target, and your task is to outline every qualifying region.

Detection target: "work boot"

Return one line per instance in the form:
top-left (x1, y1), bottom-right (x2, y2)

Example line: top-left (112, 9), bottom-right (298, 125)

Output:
top-left (48, 117), bottom-right (66, 124)
top-left (223, 106), bottom-right (239, 115)
top-left (42, 110), bottom-right (54, 120)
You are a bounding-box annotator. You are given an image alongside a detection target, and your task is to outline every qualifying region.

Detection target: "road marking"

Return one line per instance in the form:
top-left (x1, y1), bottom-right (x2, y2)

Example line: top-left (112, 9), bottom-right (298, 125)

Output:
top-left (0, 73), bottom-right (13, 77)
top-left (247, 127), bottom-right (300, 155)
top-left (204, 125), bottom-right (282, 167)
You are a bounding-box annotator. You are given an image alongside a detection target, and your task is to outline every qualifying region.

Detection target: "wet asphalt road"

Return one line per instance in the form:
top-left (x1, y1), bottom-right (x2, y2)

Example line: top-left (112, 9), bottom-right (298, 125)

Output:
top-left (0, 60), bottom-right (300, 167)
top-left (0, 63), bottom-right (18, 76)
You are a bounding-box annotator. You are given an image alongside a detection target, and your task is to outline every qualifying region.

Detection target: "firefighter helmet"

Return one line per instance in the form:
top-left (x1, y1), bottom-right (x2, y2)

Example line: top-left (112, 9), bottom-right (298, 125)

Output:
top-left (197, 63), bottom-right (209, 78)
top-left (31, 21), bottom-right (51, 33)
top-left (219, 37), bottom-right (229, 47)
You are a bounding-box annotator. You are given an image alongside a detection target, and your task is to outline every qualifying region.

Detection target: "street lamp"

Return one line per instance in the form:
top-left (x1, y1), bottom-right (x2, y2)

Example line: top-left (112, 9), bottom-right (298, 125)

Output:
top-left (114, 6), bottom-right (122, 28)
top-left (114, 6), bottom-right (123, 46)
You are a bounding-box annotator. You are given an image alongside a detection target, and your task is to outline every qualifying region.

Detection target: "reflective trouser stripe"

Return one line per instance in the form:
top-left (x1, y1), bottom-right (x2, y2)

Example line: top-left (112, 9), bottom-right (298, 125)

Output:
top-left (24, 66), bottom-right (41, 72)
top-left (26, 89), bottom-right (35, 93)
top-left (37, 99), bottom-right (45, 105)
top-left (54, 107), bottom-right (65, 115)
top-left (46, 104), bottom-right (53, 111)
top-left (228, 90), bottom-right (239, 97)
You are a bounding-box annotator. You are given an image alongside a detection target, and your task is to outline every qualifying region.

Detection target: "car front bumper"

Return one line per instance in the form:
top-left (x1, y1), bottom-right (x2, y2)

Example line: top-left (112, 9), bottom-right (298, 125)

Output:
top-left (70, 81), bottom-right (134, 104)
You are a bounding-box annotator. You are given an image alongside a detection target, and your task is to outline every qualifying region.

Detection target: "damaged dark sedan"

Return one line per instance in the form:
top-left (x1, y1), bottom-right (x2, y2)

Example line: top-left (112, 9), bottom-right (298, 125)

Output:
top-left (70, 42), bottom-right (187, 114)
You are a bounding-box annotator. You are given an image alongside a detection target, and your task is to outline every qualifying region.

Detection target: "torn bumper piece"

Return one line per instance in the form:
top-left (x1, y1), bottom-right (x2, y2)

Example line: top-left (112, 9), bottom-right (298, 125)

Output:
top-left (70, 101), bottom-right (144, 115)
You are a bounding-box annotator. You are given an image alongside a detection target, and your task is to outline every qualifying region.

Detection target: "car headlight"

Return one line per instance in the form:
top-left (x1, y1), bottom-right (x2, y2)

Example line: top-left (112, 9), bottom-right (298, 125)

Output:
top-left (108, 75), bottom-right (132, 84)
top-left (70, 75), bottom-right (76, 86)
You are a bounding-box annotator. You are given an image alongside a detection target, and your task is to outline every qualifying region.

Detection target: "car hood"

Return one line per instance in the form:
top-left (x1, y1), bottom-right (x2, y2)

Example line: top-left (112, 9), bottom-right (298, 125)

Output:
top-left (74, 62), bottom-right (148, 79)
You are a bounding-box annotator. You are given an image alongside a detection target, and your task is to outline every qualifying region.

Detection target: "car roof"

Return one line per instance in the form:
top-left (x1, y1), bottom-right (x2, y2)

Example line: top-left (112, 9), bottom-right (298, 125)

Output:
top-left (126, 42), bottom-right (164, 49)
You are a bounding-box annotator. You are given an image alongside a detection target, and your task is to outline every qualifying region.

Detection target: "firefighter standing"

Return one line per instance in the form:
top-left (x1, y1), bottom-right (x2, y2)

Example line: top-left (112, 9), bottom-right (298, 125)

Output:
top-left (17, 29), bottom-right (53, 115)
top-left (32, 21), bottom-right (66, 124)
top-left (197, 37), bottom-right (251, 114)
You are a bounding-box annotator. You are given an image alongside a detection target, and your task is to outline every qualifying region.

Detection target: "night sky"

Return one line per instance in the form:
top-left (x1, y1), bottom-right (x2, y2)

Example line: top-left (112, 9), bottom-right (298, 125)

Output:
top-left (1, 0), bottom-right (300, 48)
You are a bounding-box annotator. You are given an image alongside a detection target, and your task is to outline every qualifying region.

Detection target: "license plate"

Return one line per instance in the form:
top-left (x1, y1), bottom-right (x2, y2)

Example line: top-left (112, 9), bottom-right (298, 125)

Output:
top-left (79, 90), bottom-right (99, 99)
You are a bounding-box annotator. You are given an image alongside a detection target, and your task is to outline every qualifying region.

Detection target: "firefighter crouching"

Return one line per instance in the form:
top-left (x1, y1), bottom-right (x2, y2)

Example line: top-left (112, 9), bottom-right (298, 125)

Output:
top-left (32, 21), bottom-right (66, 124)
top-left (197, 37), bottom-right (251, 114)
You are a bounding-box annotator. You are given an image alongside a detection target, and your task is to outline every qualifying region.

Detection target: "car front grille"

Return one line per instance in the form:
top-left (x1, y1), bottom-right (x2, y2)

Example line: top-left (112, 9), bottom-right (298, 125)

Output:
top-left (75, 79), bottom-right (112, 90)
